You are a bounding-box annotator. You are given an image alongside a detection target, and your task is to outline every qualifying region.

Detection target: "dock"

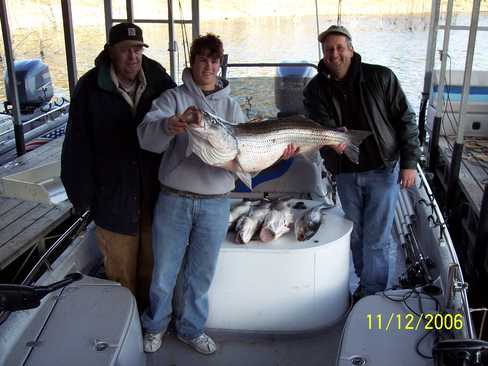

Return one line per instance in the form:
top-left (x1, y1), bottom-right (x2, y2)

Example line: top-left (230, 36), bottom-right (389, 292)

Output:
top-left (438, 136), bottom-right (488, 215)
top-left (434, 134), bottom-right (488, 286)
top-left (0, 138), bottom-right (71, 270)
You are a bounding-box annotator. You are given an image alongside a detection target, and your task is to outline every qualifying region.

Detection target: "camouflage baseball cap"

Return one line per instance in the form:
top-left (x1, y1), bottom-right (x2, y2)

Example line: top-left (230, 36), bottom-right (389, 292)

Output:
top-left (318, 25), bottom-right (352, 43)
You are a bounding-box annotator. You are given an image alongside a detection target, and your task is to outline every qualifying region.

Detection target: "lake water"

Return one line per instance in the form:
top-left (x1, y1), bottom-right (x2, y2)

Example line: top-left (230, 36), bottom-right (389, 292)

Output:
top-left (1, 14), bottom-right (488, 115)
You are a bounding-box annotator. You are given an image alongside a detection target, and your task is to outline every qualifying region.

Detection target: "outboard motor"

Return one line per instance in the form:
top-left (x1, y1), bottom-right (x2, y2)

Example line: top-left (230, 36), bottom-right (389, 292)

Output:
top-left (275, 62), bottom-right (314, 117)
top-left (4, 59), bottom-right (53, 113)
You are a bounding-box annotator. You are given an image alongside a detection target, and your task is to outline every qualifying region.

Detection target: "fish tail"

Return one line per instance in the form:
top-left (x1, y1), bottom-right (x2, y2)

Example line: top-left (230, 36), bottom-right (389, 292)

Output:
top-left (343, 130), bottom-right (371, 164)
top-left (236, 170), bottom-right (253, 190)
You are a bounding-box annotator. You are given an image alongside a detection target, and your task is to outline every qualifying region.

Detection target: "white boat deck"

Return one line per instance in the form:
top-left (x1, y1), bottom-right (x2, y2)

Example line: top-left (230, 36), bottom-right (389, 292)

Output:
top-left (143, 204), bottom-right (405, 366)
top-left (146, 324), bottom-right (345, 366)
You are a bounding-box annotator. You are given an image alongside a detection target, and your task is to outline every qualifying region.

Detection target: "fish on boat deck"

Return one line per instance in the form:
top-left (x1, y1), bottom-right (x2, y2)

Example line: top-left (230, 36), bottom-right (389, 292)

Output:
top-left (234, 201), bottom-right (271, 244)
top-left (229, 200), bottom-right (253, 229)
top-left (294, 202), bottom-right (334, 241)
top-left (183, 108), bottom-right (371, 189)
top-left (259, 199), bottom-right (294, 242)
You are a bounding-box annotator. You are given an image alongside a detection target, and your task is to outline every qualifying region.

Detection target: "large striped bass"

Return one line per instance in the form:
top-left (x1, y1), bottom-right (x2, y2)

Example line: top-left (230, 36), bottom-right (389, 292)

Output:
top-left (185, 109), bottom-right (371, 188)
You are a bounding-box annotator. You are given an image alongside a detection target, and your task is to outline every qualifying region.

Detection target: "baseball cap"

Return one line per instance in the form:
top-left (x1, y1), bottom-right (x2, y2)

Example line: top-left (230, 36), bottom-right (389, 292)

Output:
top-left (108, 22), bottom-right (149, 47)
top-left (318, 25), bottom-right (352, 43)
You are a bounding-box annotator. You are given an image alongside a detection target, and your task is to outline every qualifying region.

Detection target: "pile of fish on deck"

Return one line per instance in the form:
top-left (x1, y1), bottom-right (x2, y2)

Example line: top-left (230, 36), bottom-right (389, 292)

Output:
top-left (228, 198), bottom-right (333, 244)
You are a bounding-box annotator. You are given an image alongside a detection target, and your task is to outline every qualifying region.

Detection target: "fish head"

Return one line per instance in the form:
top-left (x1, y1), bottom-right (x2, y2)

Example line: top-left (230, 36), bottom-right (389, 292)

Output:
top-left (260, 210), bottom-right (292, 242)
top-left (236, 217), bottom-right (257, 244)
top-left (186, 110), bottom-right (238, 166)
top-left (201, 110), bottom-right (230, 127)
top-left (260, 211), bottom-right (280, 242)
top-left (229, 200), bottom-right (253, 224)
top-left (186, 110), bottom-right (229, 140)
top-left (295, 220), bottom-right (321, 241)
top-left (294, 209), bottom-right (322, 241)
top-left (233, 215), bottom-right (247, 232)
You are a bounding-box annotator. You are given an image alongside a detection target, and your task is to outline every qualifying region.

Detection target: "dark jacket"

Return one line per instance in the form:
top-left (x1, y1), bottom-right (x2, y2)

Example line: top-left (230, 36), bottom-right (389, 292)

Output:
top-left (303, 53), bottom-right (420, 173)
top-left (61, 53), bottom-right (176, 235)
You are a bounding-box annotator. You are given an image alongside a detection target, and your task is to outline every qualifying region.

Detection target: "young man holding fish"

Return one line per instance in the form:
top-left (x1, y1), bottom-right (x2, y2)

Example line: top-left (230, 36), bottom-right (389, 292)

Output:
top-left (304, 25), bottom-right (420, 299)
top-left (137, 33), bottom-right (246, 355)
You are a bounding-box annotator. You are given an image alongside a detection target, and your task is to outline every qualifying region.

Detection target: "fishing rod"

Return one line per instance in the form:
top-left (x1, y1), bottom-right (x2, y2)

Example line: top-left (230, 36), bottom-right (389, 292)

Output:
top-left (396, 189), bottom-right (435, 287)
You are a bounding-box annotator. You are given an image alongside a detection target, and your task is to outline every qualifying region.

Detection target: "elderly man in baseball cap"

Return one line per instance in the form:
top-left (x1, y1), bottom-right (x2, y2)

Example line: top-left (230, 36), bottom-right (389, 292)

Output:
top-left (106, 22), bottom-right (149, 91)
top-left (304, 25), bottom-right (420, 301)
top-left (61, 22), bottom-right (176, 310)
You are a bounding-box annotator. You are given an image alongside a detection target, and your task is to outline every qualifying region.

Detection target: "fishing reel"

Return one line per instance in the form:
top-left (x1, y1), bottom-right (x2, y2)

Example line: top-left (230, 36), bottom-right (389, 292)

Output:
top-left (399, 257), bottom-right (436, 288)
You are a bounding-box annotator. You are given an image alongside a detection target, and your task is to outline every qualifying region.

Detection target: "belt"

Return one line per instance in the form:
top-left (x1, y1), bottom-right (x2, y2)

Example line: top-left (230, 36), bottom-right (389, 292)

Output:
top-left (160, 184), bottom-right (228, 199)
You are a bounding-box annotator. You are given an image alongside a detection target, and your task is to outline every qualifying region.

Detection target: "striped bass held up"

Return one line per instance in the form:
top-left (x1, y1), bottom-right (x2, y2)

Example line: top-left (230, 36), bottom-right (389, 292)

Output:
top-left (183, 107), bottom-right (371, 188)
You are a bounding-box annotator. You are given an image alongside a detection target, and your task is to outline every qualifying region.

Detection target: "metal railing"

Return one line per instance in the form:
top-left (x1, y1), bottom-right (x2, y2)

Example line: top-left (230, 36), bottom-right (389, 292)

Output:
top-left (22, 211), bottom-right (90, 286)
top-left (0, 102), bottom-right (69, 140)
top-left (0, 210), bottom-right (90, 326)
top-left (417, 164), bottom-right (475, 339)
top-left (221, 55), bottom-right (318, 80)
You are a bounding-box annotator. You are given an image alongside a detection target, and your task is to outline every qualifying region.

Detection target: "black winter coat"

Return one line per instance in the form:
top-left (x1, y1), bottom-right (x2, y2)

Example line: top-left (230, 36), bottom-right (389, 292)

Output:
top-left (303, 53), bottom-right (420, 174)
top-left (61, 54), bottom-right (176, 235)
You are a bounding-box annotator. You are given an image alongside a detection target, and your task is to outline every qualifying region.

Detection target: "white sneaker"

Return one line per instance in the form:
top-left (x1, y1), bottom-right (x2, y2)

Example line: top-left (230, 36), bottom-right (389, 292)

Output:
top-left (143, 331), bottom-right (164, 353)
top-left (177, 333), bottom-right (216, 355)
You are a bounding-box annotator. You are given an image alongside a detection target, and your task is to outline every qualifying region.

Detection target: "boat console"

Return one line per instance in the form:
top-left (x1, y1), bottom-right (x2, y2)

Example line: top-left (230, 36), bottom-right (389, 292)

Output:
top-left (207, 201), bottom-right (352, 332)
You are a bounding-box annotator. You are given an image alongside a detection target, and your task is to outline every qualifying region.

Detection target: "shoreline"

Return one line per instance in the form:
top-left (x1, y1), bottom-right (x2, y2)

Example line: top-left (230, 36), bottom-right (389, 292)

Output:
top-left (8, 12), bottom-right (487, 31)
top-left (5, 0), bottom-right (488, 29)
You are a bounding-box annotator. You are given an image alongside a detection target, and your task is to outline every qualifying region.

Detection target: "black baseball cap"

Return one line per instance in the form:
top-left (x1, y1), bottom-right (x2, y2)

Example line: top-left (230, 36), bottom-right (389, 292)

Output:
top-left (108, 22), bottom-right (149, 47)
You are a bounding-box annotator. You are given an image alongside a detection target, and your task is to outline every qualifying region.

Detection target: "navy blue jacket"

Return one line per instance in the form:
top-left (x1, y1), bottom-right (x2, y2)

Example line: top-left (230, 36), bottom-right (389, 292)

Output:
top-left (61, 53), bottom-right (176, 235)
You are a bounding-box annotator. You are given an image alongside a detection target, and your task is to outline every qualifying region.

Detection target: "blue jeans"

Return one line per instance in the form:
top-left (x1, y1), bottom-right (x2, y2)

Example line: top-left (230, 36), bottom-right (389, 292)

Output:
top-left (336, 164), bottom-right (400, 295)
top-left (141, 192), bottom-right (230, 338)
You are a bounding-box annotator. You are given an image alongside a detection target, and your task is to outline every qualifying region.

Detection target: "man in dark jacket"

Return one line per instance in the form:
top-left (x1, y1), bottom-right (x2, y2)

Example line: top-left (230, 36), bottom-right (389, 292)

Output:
top-left (61, 22), bottom-right (176, 309)
top-left (303, 25), bottom-right (420, 297)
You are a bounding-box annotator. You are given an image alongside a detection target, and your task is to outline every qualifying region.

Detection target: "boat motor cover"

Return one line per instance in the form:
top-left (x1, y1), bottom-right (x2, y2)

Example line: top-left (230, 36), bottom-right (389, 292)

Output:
top-left (4, 59), bottom-right (54, 110)
top-left (7, 281), bottom-right (144, 366)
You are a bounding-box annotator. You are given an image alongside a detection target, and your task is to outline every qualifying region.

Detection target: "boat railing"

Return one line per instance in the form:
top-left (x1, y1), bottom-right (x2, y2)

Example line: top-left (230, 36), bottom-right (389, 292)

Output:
top-left (220, 57), bottom-right (318, 119)
top-left (22, 210), bottom-right (90, 286)
top-left (417, 163), bottom-right (476, 339)
top-left (0, 210), bottom-right (90, 326)
top-left (383, 160), bottom-right (476, 342)
top-left (221, 57), bottom-right (479, 339)
top-left (221, 57), bottom-right (318, 80)
top-left (0, 101), bottom-right (70, 140)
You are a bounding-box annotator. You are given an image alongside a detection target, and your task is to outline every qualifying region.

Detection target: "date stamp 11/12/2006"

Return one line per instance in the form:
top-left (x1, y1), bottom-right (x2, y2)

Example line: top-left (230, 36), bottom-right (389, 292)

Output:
top-left (367, 313), bottom-right (463, 331)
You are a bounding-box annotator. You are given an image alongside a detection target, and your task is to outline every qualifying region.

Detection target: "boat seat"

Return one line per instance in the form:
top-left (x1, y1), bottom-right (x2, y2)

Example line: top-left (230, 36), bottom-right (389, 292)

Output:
top-left (2, 276), bottom-right (144, 366)
top-left (234, 152), bottom-right (326, 199)
top-left (337, 290), bottom-right (437, 366)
